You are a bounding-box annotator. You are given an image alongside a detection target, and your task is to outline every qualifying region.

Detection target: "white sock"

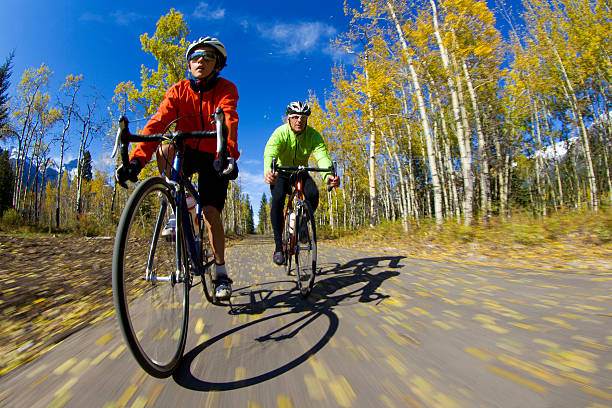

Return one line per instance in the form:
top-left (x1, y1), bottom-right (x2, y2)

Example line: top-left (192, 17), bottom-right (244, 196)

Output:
top-left (215, 262), bottom-right (227, 279)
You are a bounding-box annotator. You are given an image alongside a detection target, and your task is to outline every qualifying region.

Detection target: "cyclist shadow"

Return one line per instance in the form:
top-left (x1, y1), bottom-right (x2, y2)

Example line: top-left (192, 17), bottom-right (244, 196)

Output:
top-left (228, 255), bottom-right (405, 315)
top-left (313, 255), bottom-right (404, 305)
top-left (173, 255), bottom-right (404, 391)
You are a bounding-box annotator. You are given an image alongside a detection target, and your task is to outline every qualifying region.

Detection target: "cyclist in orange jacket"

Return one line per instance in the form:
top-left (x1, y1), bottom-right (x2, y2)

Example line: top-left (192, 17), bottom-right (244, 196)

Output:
top-left (115, 36), bottom-right (239, 300)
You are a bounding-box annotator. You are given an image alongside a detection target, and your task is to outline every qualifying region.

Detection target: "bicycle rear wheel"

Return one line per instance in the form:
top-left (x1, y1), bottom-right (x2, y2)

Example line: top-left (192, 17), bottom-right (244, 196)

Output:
top-left (282, 209), bottom-right (293, 276)
top-left (112, 177), bottom-right (189, 378)
top-left (200, 233), bottom-right (217, 304)
top-left (295, 201), bottom-right (316, 297)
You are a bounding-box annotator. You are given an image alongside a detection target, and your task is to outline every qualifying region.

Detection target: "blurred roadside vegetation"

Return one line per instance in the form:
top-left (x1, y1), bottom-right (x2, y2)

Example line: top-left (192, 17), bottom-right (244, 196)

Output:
top-left (318, 207), bottom-right (612, 270)
top-left (320, 207), bottom-right (612, 245)
top-left (2, 205), bottom-right (611, 250)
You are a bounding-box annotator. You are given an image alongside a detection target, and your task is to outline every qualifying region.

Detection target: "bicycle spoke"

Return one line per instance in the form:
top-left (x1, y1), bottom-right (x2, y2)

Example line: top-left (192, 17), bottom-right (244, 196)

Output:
top-left (295, 201), bottom-right (317, 297)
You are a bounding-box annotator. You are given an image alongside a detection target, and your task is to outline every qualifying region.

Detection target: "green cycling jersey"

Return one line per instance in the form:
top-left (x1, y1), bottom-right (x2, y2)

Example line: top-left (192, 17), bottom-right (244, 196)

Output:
top-left (263, 123), bottom-right (333, 178)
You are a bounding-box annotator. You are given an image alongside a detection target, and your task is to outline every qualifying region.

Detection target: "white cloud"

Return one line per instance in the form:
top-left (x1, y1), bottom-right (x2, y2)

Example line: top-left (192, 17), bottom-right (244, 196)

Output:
top-left (193, 2), bottom-right (226, 20)
top-left (234, 167), bottom-right (269, 226)
top-left (325, 43), bottom-right (354, 63)
top-left (110, 11), bottom-right (148, 26)
top-left (239, 158), bottom-right (262, 166)
top-left (257, 22), bottom-right (337, 55)
top-left (239, 19), bottom-right (249, 31)
top-left (96, 152), bottom-right (116, 173)
top-left (237, 169), bottom-right (266, 200)
top-left (79, 12), bottom-right (104, 23)
top-left (534, 137), bottom-right (577, 161)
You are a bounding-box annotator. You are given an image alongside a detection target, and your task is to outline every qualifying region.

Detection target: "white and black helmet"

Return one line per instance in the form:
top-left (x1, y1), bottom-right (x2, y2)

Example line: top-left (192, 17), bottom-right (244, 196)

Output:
top-left (286, 101), bottom-right (311, 116)
top-left (186, 36), bottom-right (227, 68)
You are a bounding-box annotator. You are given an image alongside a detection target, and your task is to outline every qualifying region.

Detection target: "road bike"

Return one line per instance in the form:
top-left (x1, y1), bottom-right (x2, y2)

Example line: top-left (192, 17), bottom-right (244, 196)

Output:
top-left (111, 107), bottom-right (235, 378)
top-left (270, 158), bottom-right (337, 297)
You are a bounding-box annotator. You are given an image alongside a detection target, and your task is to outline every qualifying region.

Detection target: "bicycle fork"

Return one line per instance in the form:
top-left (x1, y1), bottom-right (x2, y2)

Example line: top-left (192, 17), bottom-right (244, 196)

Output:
top-left (142, 195), bottom-right (185, 285)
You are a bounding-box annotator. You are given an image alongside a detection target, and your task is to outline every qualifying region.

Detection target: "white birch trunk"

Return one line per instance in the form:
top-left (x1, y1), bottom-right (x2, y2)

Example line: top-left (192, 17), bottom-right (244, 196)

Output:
top-left (553, 47), bottom-right (598, 212)
top-left (363, 51), bottom-right (378, 227)
top-left (462, 60), bottom-right (491, 220)
top-left (388, 0), bottom-right (442, 224)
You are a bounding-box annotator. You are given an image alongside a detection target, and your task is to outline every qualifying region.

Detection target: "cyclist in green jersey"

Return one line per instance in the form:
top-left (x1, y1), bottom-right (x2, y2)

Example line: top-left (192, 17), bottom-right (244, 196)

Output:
top-left (263, 101), bottom-right (340, 265)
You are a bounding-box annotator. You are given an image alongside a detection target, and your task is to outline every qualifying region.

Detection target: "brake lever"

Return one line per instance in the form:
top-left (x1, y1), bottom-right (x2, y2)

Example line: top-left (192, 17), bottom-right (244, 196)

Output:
top-left (222, 157), bottom-right (236, 176)
top-left (214, 107), bottom-right (227, 155)
top-left (327, 161), bottom-right (337, 192)
top-left (271, 157), bottom-right (277, 173)
top-left (111, 116), bottom-right (129, 159)
top-left (112, 116), bottom-right (130, 168)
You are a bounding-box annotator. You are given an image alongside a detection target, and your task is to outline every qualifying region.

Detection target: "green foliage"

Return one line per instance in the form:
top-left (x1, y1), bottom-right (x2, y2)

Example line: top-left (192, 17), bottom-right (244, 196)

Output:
top-left (80, 151), bottom-right (93, 182)
top-left (257, 193), bottom-right (269, 234)
top-left (1, 208), bottom-right (24, 227)
top-left (0, 51), bottom-right (14, 132)
top-left (131, 9), bottom-right (190, 115)
top-left (506, 222), bottom-right (546, 245)
top-left (244, 197), bottom-right (255, 234)
top-left (592, 223), bottom-right (612, 243)
top-left (0, 149), bottom-right (13, 213)
top-left (73, 214), bottom-right (100, 237)
top-left (438, 222), bottom-right (477, 243)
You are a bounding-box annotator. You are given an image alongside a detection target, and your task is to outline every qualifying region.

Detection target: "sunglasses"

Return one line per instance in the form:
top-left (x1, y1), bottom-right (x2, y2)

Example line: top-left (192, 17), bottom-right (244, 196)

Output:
top-left (288, 114), bottom-right (308, 120)
top-left (189, 50), bottom-right (217, 62)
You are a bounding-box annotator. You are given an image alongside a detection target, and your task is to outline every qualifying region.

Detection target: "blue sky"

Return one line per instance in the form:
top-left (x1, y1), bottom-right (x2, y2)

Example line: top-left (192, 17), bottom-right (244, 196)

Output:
top-left (0, 0), bottom-right (356, 219)
top-left (1, 0), bottom-right (523, 222)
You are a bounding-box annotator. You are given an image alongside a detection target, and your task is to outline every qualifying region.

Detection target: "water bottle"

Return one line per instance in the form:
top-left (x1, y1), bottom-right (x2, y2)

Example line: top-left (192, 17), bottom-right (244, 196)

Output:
top-left (288, 212), bottom-right (296, 234)
top-left (186, 193), bottom-right (199, 236)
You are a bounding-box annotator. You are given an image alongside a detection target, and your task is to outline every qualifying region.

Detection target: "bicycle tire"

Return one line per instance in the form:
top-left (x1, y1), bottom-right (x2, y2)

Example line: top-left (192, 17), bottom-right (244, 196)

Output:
top-left (294, 200), bottom-right (316, 297)
top-left (112, 177), bottom-right (189, 378)
top-left (282, 209), bottom-right (293, 276)
top-left (200, 234), bottom-right (217, 304)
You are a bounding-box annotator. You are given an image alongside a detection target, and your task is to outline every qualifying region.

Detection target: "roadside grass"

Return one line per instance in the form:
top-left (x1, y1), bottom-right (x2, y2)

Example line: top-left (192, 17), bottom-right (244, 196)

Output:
top-left (0, 208), bottom-right (117, 237)
top-left (318, 207), bottom-right (612, 269)
top-left (321, 207), bottom-right (611, 246)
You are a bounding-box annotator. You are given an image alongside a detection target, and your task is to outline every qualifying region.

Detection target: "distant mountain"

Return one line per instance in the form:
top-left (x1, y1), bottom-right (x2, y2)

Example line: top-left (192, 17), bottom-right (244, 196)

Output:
top-left (5, 148), bottom-right (80, 189)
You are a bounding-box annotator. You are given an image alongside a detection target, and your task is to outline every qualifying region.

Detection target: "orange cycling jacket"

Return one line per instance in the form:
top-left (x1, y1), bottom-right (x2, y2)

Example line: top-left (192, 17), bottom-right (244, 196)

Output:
top-left (129, 78), bottom-right (239, 167)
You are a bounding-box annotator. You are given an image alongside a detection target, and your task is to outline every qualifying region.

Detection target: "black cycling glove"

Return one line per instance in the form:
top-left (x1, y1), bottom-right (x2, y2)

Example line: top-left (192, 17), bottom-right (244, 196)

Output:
top-left (213, 156), bottom-right (239, 180)
top-left (115, 159), bottom-right (143, 188)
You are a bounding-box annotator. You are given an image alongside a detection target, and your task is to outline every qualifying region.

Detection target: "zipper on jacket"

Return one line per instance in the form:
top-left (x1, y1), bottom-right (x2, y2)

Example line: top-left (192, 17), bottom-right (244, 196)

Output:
top-left (196, 89), bottom-right (204, 150)
top-left (293, 132), bottom-right (297, 166)
top-left (199, 90), bottom-right (205, 129)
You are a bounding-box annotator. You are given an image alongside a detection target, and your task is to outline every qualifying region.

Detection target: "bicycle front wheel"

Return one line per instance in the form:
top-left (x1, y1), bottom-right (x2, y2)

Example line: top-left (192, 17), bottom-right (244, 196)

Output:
top-left (112, 177), bottom-right (189, 378)
top-left (295, 200), bottom-right (316, 297)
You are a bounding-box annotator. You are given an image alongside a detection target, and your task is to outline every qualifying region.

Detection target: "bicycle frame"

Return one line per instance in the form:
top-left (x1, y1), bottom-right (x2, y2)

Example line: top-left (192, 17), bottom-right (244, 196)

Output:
top-left (170, 147), bottom-right (213, 282)
top-left (283, 178), bottom-right (305, 256)
top-left (141, 148), bottom-right (205, 284)
top-left (270, 158), bottom-right (337, 259)
top-left (114, 108), bottom-right (229, 284)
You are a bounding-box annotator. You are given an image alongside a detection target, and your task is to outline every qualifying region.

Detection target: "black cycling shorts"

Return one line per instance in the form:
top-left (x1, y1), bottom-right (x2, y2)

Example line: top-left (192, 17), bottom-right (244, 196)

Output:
top-left (182, 148), bottom-right (229, 212)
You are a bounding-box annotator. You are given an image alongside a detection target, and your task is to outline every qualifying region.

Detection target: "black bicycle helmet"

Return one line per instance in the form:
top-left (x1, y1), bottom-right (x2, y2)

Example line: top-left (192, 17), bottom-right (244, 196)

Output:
top-left (286, 101), bottom-right (311, 116)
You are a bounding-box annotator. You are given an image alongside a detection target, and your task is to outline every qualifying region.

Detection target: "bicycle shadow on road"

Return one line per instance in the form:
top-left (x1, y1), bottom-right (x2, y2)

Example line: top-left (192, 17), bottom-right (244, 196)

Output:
top-left (173, 255), bottom-right (403, 391)
top-left (313, 255), bottom-right (405, 305)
